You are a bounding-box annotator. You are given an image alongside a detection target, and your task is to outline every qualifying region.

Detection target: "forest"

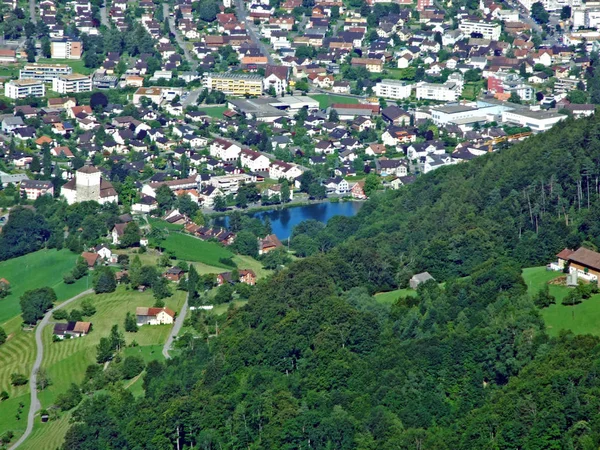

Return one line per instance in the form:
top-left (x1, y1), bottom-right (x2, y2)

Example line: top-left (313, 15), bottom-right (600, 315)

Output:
top-left (62, 115), bottom-right (600, 449)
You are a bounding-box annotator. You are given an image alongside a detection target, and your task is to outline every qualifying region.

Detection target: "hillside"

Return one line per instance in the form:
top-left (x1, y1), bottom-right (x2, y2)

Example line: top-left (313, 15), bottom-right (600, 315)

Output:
top-left (61, 116), bottom-right (600, 449)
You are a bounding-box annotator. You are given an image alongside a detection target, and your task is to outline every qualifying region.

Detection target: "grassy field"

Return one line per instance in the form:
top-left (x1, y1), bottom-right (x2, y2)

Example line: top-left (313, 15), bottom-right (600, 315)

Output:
top-left (161, 233), bottom-right (233, 268)
top-left (148, 217), bottom-right (183, 232)
top-left (202, 106), bottom-right (228, 118)
top-left (0, 64), bottom-right (20, 78)
top-left (0, 249), bottom-right (89, 325)
top-left (11, 287), bottom-right (186, 449)
top-left (36, 58), bottom-right (93, 75)
top-left (522, 266), bottom-right (600, 337)
top-left (37, 287), bottom-right (185, 407)
top-left (309, 94), bottom-right (359, 109)
top-left (232, 254), bottom-right (272, 279)
top-left (374, 288), bottom-right (417, 305)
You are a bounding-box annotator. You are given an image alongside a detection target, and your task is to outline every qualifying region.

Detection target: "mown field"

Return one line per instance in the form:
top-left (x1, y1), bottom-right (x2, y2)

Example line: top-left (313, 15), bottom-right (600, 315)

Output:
top-left (0, 250), bottom-right (89, 443)
top-left (523, 266), bottom-right (600, 337)
top-left (0, 249), bottom-right (88, 324)
top-left (17, 286), bottom-right (186, 449)
top-left (161, 233), bottom-right (233, 268)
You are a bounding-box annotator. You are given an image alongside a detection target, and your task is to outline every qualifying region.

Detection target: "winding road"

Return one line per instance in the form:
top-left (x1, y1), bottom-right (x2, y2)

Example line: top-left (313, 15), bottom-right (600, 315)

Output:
top-left (9, 289), bottom-right (94, 450)
top-left (162, 296), bottom-right (189, 359)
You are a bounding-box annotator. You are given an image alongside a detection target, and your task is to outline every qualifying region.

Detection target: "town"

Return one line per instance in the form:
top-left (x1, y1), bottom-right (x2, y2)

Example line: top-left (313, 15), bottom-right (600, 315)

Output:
top-left (0, 0), bottom-right (598, 446)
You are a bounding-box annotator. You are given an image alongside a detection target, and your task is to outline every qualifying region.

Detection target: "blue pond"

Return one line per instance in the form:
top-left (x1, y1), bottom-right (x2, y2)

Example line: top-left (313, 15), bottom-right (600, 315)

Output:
top-left (213, 201), bottom-right (363, 240)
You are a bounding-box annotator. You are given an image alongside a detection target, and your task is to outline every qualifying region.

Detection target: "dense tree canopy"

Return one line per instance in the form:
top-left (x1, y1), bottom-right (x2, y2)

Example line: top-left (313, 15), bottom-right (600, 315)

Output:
top-left (63, 115), bottom-right (600, 449)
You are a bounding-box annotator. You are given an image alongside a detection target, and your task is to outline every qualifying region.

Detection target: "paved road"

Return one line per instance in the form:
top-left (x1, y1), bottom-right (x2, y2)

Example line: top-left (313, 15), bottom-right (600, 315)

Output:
top-left (233, 0), bottom-right (274, 64)
top-left (9, 289), bottom-right (94, 450)
top-left (182, 87), bottom-right (204, 107)
top-left (162, 295), bottom-right (189, 359)
top-left (164, 4), bottom-right (198, 70)
top-left (100, 3), bottom-right (110, 27)
top-left (28, 0), bottom-right (36, 24)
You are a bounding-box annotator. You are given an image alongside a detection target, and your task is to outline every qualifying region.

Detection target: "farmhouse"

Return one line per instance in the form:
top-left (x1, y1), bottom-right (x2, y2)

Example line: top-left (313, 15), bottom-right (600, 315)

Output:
top-left (135, 307), bottom-right (176, 326)
top-left (555, 247), bottom-right (600, 284)
top-left (258, 234), bottom-right (284, 254)
top-left (53, 321), bottom-right (92, 339)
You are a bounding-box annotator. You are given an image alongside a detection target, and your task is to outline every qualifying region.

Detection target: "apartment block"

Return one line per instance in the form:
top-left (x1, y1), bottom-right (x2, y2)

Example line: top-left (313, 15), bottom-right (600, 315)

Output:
top-left (373, 79), bottom-right (412, 100)
top-left (51, 38), bottom-right (83, 59)
top-left (20, 63), bottom-right (72, 82)
top-left (415, 81), bottom-right (462, 101)
top-left (5, 79), bottom-right (46, 99)
top-left (202, 73), bottom-right (264, 96)
top-left (52, 73), bottom-right (92, 93)
top-left (458, 20), bottom-right (501, 40)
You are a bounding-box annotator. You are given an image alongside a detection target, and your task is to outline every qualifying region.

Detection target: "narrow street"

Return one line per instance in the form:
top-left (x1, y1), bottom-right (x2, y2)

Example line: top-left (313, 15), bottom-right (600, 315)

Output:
top-left (28, 0), bottom-right (36, 24)
top-left (233, 0), bottom-right (274, 65)
top-left (164, 3), bottom-right (198, 70)
top-left (99, 3), bottom-right (110, 27)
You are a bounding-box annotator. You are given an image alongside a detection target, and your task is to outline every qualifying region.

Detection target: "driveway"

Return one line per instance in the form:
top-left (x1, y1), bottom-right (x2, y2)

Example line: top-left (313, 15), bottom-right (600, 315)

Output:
top-left (162, 295), bottom-right (189, 359)
top-left (164, 4), bottom-right (198, 70)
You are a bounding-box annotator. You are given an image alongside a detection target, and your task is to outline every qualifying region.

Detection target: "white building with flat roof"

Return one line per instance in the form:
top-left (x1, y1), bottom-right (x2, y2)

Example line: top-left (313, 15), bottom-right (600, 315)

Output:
top-left (374, 79), bottom-right (412, 100)
top-left (416, 81), bottom-right (462, 102)
top-left (5, 79), bottom-right (45, 99)
top-left (20, 63), bottom-right (72, 82)
top-left (501, 109), bottom-right (567, 132)
top-left (458, 20), bottom-right (501, 40)
top-left (52, 73), bottom-right (92, 93)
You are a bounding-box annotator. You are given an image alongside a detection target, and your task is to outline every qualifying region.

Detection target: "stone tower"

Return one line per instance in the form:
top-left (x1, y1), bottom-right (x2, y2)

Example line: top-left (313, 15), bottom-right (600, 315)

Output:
top-left (76, 162), bottom-right (101, 202)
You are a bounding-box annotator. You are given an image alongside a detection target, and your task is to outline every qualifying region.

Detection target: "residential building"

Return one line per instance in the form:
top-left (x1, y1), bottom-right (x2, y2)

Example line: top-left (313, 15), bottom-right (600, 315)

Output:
top-left (20, 63), bottom-right (72, 82)
top-left (202, 72), bottom-right (263, 96)
top-left (4, 79), bottom-right (45, 99)
top-left (210, 138), bottom-right (242, 161)
top-left (50, 38), bottom-right (83, 59)
top-left (258, 234), bottom-right (283, 254)
top-left (135, 307), bottom-right (175, 326)
top-left (351, 57), bottom-right (383, 73)
top-left (20, 180), bottom-right (54, 199)
top-left (240, 148), bottom-right (270, 172)
top-left (53, 321), bottom-right (92, 339)
top-left (415, 81), bottom-right (462, 101)
top-left (52, 73), bottom-right (92, 93)
top-left (374, 79), bottom-right (412, 100)
top-left (263, 65), bottom-right (289, 95)
top-left (458, 20), bottom-right (501, 40)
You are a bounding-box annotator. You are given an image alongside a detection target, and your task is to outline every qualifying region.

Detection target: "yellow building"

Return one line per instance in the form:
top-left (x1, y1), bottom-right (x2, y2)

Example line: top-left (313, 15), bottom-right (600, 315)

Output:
top-left (202, 72), bottom-right (263, 96)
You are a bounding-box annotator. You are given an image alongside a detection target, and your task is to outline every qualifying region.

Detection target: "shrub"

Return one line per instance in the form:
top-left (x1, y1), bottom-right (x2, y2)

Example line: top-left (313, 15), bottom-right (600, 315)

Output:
top-left (10, 373), bottom-right (27, 386)
top-left (121, 356), bottom-right (145, 379)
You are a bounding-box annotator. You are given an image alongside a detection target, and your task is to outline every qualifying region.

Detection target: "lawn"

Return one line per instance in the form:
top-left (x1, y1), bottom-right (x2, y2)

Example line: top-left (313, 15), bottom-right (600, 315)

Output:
top-left (522, 266), bottom-right (600, 337)
top-left (374, 288), bottom-right (417, 305)
top-left (36, 58), bottom-right (93, 75)
top-left (161, 232), bottom-right (233, 268)
top-left (309, 94), bottom-right (359, 109)
top-left (0, 249), bottom-right (89, 325)
top-left (0, 65), bottom-right (20, 77)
